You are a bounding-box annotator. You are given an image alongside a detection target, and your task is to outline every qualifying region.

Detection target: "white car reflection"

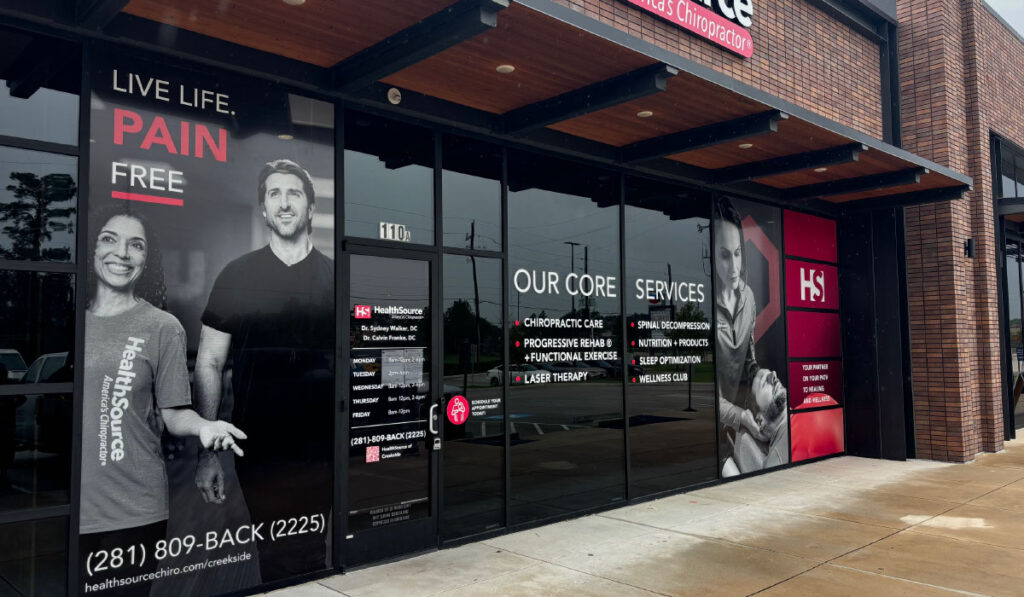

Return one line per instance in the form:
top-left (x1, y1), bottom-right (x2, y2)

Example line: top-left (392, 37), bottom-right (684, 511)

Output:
top-left (486, 364), bottom-right (539, 386)
top-left (0, 349), bottom-right (27, 381)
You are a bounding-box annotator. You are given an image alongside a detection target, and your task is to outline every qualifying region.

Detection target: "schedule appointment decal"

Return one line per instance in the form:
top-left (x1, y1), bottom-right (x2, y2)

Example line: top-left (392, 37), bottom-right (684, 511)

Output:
top-left (85, 53), bottom-right (336, 596)
top-left (622, 0), bottom-right (754, 58)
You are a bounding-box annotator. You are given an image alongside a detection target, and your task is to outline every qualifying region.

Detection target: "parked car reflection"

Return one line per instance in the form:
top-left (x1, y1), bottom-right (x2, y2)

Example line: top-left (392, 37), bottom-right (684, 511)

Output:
top-left (0, 349), bottom-right (72, 510)
top-left (21, 352), bottom-right (67, 384)
top-left (486, 364), bottom-right (538, 385)
top-left (0, 350), bottom-right (27, 382)
top-left (553, 361), bottom-right (607, 379)
top-left (15, 352), bottom-right (70, 454)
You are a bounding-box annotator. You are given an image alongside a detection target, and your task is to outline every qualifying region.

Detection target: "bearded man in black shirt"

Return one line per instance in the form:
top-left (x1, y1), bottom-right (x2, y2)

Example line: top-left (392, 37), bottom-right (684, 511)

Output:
top-left (194, 159), bottom-right (334, 582)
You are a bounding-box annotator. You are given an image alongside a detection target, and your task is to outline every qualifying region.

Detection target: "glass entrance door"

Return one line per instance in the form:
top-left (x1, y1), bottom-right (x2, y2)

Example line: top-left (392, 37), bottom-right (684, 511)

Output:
top-left (1004, 239), bottom-right (1024, 431)
top-left (344, 253), bottom-right (438, 565)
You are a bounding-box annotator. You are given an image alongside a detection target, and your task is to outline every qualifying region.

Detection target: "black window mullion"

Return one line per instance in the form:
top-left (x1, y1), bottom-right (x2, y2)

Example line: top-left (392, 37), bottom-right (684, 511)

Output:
top-left (0, 260), bottom-right (77, 273)
top-left (0, 134), bottom-right (79, 157)
top-left (0, 505), bottom-right (70, 526)
top-left (441, 247), bottom-right (503, 259)
top-left (0, 382), bottom-right (72, 396)
top-left (67, 41), bottom-right (93, 597)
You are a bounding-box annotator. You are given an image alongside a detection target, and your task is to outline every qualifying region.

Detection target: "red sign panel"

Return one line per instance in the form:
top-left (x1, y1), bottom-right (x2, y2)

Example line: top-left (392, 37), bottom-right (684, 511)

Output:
top-left (787, 311), bottom-right (841, 358)
top-left (791, 408), bottom-right (845, 462)
top-left (354, 305), bottom-right (372, 319)
top-left (621, 0), bottom-right (753, 58)
top-left (784, 211), bottom-right (837, 264)
top-left (785, 260), bottom-right (839, 310)
top-left (787, 360), bottom-right (842, 410)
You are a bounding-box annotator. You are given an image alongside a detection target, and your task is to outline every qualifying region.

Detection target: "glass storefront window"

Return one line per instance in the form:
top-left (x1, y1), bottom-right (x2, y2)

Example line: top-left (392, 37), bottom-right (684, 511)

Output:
top-left (442, 136), bottom-right (501, 252)
top-left (344, 112), bottom-right (434, 244)
top-left (0, 391), bottom-right (72, 513)
top-left (0, 82), bottom-right (78, 146)
top-left (442, 254), bottom-right (504, 538)
top-left (1002, 156), bottom-right (1016, 198)
top-left (0, 271), bottom-right (74, 514)
top-left (0, 517), bottom-right (67, 595)
top-left (0, 271), bottom-right (75, 378)
top-left (507, 150), bottom-right (624, 524)
top-left (0, 26), bottom-right (79, 151)
top-left (1006, 241), bottom-right (1024, 429)
top-left (1016, 155), bottom-right (1024, 198)
top-left (0, 147), bottom-right (77, 262)
top-left (0, 28), bottom-right (79, 147)
top-left (624, 177), bottom-right (716, 497)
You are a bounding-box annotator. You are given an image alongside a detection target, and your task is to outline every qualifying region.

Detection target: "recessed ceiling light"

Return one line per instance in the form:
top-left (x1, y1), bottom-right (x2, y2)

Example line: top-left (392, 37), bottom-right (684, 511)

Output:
top-left (738, 143), bottom-right (754, 149)
top-left (814, 167), bottom-right (828, 173)
top-left (277, 133), bottom-right (294, 140)
top-left (282, 0), bottom-right (306, 5)
top-left (636, 110), bottom-right (654, 118)
top-left (496, 64), bottom-right (516, 74)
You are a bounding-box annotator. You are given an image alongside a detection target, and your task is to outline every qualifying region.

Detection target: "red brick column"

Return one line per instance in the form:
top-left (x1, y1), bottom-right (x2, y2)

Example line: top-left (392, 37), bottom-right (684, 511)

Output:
top-left (963, 0), bottom-right (1002, 454)
top-left (899, 0), bottom-right (1002, 461)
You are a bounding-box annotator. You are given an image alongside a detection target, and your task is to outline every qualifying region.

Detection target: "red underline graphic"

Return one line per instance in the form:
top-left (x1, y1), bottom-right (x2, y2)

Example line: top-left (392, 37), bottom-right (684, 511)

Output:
top-left (111, 191), bottom-right (184, 206)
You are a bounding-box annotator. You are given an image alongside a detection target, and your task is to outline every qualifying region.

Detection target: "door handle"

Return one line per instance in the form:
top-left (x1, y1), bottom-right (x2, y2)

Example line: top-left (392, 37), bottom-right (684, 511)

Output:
top-left (429, 403), bottom-right (439, 435)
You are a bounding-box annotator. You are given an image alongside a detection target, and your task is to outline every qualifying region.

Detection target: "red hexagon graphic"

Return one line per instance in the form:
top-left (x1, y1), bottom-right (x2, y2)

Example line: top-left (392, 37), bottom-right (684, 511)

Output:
top-left (742, 215), bottom-right (781, 344)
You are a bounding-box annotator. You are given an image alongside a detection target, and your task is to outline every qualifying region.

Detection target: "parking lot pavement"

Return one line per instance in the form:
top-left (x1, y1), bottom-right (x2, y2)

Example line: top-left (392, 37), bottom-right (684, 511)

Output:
top-left (270, 438), bottom-right (1024, 597)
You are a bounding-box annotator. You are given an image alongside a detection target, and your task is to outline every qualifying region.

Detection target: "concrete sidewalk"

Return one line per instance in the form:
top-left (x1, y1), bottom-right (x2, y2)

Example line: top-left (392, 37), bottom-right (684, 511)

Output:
top-left (271, 439), bottom-right (1024, 596)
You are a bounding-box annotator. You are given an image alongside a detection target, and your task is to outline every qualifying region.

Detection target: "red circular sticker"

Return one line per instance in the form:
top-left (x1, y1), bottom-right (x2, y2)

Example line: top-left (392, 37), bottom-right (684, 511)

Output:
top-left (447, 395), bottom-right (470, 425)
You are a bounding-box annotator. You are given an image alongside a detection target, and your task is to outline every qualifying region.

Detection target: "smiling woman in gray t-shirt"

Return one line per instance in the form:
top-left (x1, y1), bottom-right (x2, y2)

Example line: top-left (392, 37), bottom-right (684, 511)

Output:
top-left (79, 207), bottom-right (246, 594)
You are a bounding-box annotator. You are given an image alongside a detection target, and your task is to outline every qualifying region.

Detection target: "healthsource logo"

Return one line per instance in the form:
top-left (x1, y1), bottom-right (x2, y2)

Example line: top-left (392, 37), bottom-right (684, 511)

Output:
top-left (354, 305), bottom-right (372, 319)
top-left (622, 0), bottom-right (754, 58)
top-left (799, 267), bottom-right (826, 303)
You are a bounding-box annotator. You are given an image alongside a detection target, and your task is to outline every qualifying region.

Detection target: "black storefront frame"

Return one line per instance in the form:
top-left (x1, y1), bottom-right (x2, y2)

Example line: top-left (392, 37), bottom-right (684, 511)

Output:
top-left (0, 20), bottom-right (866, 596)
top-left (0, 27), bottom-right (86, 597)
top-left (998, 230), bottom-right (1023, 437)
top-left (339, 245), bottom-right (441, 568)
top-left (993, 134), bottom-right (1024, 442)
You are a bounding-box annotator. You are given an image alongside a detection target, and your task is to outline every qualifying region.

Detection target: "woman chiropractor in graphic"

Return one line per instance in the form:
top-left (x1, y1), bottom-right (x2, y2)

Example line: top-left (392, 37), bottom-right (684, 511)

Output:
top-left (79, 205), bottom-right (245, 596)
top-left (713, 198), bottom-right (783, 477)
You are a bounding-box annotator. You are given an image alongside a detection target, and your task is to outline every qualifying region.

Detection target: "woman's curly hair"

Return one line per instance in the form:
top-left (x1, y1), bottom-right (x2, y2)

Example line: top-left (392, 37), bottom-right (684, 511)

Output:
top-left (86, 202), bottom-right (167, 310)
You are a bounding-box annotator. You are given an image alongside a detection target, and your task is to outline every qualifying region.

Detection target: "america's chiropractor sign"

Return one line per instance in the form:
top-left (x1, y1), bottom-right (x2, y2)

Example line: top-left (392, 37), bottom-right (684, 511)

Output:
top-left (622, 0), bottom-right (754, 58)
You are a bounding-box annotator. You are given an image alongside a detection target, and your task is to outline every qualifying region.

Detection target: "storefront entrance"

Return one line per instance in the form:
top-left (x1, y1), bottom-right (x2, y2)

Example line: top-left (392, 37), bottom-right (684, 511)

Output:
top-left (344, 251), bottom-right (439, 565)
top-left (0, 4), bottom-right (975, 588)
top-left (1002, 236), bottom-right (1024, 432)
top-left (996, 136), bottom-right (1024, 438)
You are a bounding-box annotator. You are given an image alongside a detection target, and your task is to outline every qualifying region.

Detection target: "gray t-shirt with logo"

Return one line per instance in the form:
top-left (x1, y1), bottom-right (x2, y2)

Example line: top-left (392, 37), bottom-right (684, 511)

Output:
top-left (81, 300), bottom-right (191, 534)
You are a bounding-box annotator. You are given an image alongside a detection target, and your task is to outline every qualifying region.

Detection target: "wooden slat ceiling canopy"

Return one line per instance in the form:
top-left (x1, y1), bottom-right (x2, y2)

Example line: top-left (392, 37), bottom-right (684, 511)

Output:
top-left (121, 0), bottom-right (971, 208)
top-left (380, 5), bottom-right (658, 113)
top-left (123, 0), bottom-right (459, 68)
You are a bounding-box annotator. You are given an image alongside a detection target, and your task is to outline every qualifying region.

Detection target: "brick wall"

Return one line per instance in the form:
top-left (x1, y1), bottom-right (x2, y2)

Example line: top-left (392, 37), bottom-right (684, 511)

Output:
top-left (900, 0), bottom-right (1018, 461)
top-left (564, 0), bottom-right (885, 140)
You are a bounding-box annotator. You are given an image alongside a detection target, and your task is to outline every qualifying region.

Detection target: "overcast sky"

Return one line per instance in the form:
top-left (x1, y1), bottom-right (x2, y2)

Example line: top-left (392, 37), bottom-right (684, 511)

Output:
top-left (987, 0), bottom-right (1024, 36)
